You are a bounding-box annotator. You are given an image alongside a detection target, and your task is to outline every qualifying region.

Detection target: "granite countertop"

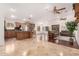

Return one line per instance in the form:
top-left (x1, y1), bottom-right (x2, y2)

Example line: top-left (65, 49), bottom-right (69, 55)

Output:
top-left (5, 29), bottom-right (30, 32)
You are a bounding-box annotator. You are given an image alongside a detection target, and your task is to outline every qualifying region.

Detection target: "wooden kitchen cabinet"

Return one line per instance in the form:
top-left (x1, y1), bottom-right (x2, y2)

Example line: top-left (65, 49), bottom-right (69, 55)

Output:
top-left (48, 31), bottom-right (56, 42)
top-left (5, 30), bottom-right (33, 40)
top-left (5, 30), bottom-right (16, 39)
top-left (16, 31), bottom-right (33, 40)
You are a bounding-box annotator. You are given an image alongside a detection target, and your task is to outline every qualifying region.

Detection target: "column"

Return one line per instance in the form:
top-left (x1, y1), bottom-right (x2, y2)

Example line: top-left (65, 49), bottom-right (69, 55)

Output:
top-left (0, 17), bottom-right (4, 46)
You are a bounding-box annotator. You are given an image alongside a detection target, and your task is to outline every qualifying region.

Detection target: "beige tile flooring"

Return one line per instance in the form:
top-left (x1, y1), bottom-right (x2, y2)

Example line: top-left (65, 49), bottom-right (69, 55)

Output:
top-left (0, 38), bottom-right (79, 56)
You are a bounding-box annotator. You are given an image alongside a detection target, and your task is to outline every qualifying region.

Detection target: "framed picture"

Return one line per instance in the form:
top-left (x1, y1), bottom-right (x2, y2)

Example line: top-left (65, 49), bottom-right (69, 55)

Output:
top-left (5, 21), bottom-right (15, 30)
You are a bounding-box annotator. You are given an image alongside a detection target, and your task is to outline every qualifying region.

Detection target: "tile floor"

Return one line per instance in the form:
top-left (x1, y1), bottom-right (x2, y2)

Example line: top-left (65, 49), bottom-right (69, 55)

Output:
top-left (0, 38), bottom-right (79, 56)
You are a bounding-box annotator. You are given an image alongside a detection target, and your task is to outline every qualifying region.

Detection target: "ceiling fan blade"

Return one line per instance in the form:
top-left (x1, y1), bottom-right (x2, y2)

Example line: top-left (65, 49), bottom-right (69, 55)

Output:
top-left (56, 11), bottom-right (60, 14)
top-left (53, 10), bottom-right (60, 14)
top-left (53, 6), bottom-right (63, 14)
top-left (57, 8), bottom-right (66, 11)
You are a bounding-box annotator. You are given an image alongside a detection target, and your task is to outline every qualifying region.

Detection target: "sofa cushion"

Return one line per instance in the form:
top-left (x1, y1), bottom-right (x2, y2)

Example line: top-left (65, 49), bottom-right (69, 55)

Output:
top-left (60, 31), bottom-right (71, 36)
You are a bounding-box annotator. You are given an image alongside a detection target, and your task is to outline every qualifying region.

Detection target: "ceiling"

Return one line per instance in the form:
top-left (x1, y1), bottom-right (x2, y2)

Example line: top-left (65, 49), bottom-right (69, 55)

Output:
top-left (0, 3), bottom-right (74, 24)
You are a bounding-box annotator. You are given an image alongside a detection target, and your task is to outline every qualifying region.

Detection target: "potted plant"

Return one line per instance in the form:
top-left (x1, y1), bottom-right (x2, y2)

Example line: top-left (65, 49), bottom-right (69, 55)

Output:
top-left (66, 21), bottom-right (77, 45)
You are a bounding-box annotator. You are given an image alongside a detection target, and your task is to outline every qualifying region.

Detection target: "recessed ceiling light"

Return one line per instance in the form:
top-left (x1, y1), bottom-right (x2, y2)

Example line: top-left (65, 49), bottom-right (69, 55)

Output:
top-left (10, 14), bottom-right (16, 18)
top-left (44, 4), bottom-right (51, 10)
top-left (44, 6), bottom-right (50, 10)
top-left (23, 19), bottom-right (26, 21)
top-left (29, 14), bottom-right (33, 18)
top-left (10, 8), bottom-right (16, 12)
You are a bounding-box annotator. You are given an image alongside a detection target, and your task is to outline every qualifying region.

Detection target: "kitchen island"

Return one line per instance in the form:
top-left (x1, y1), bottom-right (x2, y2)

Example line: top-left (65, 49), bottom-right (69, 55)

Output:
top-left (5, 30), bottom-right (33, 40)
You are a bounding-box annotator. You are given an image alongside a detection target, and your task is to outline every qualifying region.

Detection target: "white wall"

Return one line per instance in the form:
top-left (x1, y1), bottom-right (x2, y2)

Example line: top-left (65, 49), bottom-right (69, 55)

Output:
top-left (0, 3), bottom-right (73, 25)
top-left (0, 3), bottom-right (75, 42)
top-left (0, 17), bottom-right (4, 46)
top-left (75, 23), bottom-right (79, 45)
top-left (59, 6), bottom-right (75, 32)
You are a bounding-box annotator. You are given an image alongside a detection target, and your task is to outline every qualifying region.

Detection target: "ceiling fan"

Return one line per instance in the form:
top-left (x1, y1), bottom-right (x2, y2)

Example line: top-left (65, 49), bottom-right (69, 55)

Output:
top-left (53, 6), bottom-right (66, 14)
